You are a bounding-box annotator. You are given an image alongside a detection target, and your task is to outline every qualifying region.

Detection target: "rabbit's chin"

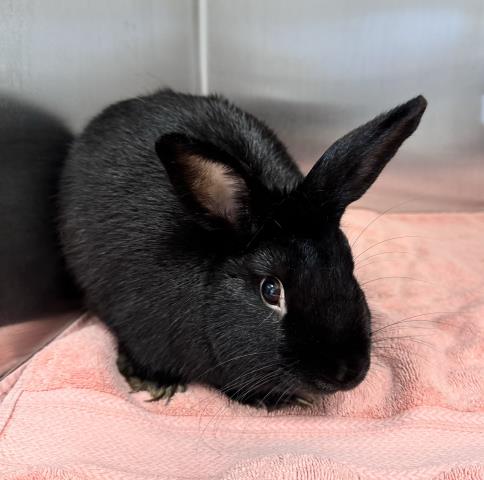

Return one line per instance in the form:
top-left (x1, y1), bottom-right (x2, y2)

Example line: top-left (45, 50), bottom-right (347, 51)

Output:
top-left (302, 372), bottom-right (368, 395)
top-left (222, 376), bottom-right (344, 409)
top-left (224, 387), bottom-right (314, 410)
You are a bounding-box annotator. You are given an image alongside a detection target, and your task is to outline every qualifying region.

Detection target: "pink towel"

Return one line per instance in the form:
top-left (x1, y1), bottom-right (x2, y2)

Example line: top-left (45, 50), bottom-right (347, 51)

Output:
top-left (1, 209), bottom-right (483, 479)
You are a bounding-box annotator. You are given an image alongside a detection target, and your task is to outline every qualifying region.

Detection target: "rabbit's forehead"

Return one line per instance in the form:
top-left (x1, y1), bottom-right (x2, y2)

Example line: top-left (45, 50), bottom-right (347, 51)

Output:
top-left (289, 231), bottom-right (352, 268)
top-left (291, 243), bottom-right (345, 282)
top-left (278, 239), bottom-right (363, 323)
top-left (248, 236), bottom-right (350, 293)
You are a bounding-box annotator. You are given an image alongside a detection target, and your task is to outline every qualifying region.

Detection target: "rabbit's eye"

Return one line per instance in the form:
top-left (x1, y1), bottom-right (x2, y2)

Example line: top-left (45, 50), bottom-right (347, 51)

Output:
top-left (260, 277), bottom-right (284, 308)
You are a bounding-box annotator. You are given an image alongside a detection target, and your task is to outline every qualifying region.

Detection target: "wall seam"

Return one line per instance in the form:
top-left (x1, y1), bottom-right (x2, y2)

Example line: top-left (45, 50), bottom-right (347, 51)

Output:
top-left (195, 0), bottom-right (209, 95)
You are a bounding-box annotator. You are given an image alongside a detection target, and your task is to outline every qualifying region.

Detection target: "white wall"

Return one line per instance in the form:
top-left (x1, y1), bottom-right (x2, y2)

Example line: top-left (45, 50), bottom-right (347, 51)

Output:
top-left (1, 0), bottom-right (482, 211)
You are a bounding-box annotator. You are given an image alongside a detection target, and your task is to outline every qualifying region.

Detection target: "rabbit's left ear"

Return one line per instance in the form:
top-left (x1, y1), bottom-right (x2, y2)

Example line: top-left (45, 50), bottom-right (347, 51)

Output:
top-left (155, 134), bottom-right (249, 228)
top-left (300, 96), bottom-right (427, 218)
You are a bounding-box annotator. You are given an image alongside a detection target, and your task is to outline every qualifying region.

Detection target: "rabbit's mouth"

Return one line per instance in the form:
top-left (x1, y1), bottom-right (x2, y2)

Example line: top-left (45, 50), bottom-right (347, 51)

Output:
top-left (300, 353), bottom-right (371, 395)
top-left (223, 383), bottom-right (316, 410)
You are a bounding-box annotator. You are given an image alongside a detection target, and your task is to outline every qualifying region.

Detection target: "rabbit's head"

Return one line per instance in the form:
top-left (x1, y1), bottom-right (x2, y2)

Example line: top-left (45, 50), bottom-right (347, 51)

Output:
top-left (154, 96), bottom-right (427, 406)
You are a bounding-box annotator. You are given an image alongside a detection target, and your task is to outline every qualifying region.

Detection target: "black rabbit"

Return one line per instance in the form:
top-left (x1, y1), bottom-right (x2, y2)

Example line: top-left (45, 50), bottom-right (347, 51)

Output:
top-left (59, 90), bottom-right (426, 408)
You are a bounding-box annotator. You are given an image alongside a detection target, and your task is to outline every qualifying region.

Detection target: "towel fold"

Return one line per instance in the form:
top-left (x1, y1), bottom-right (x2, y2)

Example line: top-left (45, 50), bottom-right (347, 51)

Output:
top-left (1, 209), bottom-right (483, 479)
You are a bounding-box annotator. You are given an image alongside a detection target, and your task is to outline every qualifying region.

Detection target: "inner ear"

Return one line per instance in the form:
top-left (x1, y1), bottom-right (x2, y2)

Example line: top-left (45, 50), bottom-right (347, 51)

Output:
top-left (177, 153), bottom-right (247, 224)
top-left (155, 134), bottom-right (249, 227)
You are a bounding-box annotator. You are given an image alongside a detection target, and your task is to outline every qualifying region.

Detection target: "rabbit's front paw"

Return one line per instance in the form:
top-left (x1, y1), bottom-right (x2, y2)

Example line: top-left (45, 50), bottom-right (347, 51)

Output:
top-left (117, 352), bottom-right (186, 404)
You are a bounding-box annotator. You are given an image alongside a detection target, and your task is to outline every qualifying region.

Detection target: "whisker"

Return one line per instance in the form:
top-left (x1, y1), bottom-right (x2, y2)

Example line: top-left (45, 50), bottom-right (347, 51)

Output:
top-left (197, 367), bottom-right (289, 450)
top-left (372, 346), bottom-right (430, 363)
top-left (354, 252), bottom-right (407, 272)
top-left (353, 235), bottom-right (426, 261)
top-left (356, 258), bottom-right (402, 272)
top-left (196, 402), bottom-right (232, 453)
top-left (374, 324), bottom-right (448, 333)
top-left (350, 199), bottom-right (416, 250)
top-left (360, 276), bottom-right (434, 287)
top-left (222, 362), bottom-right (279, 392)
top-left (273, 380), bottom-right (296, 410)
top-left (254, 363), bottom-right (299, 409)
top-left (371, 311), bottom-right (456, 337)
top-left (373, 333), bottom-right (432, 342)
top-left (194, 350), bottom-right (275, 381)
top-left (373, 335), bottom-right (436, 351)
top-left (355, 250), bottom-right (409, 266)
top-left (238, 375), bottom-right (280, 405)
top-left (233, 369), bottom-right (284, 404)
top-left (233, 360), bottom-right (299, 407)
top-left (221, 361), bottom-right (281, 393)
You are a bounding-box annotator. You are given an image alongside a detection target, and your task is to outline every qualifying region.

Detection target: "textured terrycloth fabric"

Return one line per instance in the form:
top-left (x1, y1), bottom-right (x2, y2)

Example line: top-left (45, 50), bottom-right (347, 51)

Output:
top-left (0, 209), bottom-right (483, 479)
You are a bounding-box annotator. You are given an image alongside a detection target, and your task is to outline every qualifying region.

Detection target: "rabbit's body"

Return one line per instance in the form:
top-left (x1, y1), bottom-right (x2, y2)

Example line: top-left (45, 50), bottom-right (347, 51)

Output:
top-left (60, 90), bottom-right (426, 407)
top-left (60, 91), bottom-right (303, 400)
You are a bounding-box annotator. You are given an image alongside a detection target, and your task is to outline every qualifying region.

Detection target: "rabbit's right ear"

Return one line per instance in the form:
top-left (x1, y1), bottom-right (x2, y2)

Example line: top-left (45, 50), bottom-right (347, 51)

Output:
top-left (300, 96), bottom-right (427, 219)
top-left (155, 134), bottom-right (249, 230)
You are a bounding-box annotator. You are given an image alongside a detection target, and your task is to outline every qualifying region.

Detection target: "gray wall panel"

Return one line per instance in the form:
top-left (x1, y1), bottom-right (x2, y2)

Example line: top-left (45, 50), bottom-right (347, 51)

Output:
top-left (0, 0), bottom-right (198, 132)
top-left (0, 0), bottom-right (482, 210)
top-left (207, 0), bottom-right (484, 211)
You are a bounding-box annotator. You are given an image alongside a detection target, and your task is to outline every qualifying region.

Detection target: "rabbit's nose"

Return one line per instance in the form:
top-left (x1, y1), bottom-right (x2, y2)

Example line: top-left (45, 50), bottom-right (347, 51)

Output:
top-left (322, 355), bottom-right (370, 390)
top-left (333, 362), bottom-right (360, 384)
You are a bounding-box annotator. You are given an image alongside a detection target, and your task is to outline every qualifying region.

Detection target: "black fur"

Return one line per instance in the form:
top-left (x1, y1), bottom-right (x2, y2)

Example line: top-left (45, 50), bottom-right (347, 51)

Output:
top-left (59, 90), bottom-right (426, 407)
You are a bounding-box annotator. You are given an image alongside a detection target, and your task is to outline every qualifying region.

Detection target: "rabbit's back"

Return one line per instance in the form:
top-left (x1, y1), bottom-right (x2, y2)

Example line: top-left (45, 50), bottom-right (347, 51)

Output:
top-left (58, 90), bottom-right (302, 313)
